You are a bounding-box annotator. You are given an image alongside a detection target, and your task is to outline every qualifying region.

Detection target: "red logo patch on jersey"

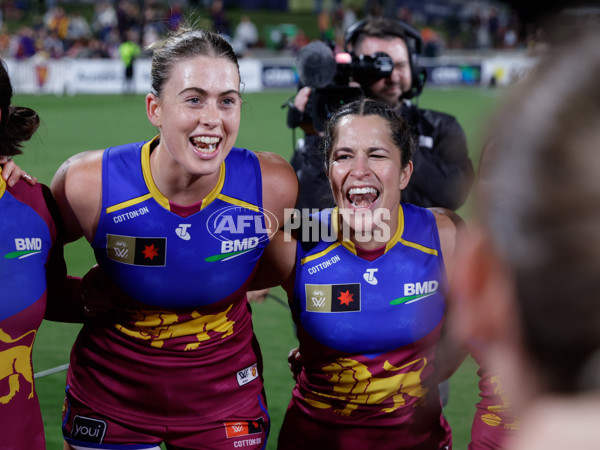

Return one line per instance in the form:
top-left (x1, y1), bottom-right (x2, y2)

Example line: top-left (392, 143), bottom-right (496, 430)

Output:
top-left (133, 238), bottom-right (166, 266)
top-left (331, 283), bottom-right (360, 312)
top-left (224, 418), bottom-right (263, 438)
top-left (107, 234), bottom-right (166, 266)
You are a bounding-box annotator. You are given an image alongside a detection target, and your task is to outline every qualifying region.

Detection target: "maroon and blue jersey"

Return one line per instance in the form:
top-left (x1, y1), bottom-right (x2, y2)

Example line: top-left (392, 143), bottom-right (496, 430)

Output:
top-left (0, 176), bottom-right (57, 450)
top-left (283, 205), bottom-right (452, 448)
top-left (92, 138), bottom-right (268, 309)
top-left (469, 347), bottom-right (518, 449)
top-left (66, 139), bottom-right (270, 432)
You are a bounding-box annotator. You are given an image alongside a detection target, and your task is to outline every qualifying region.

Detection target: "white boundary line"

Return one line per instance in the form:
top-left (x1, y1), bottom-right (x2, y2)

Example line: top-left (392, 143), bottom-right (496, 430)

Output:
top-left (34, 363), bottom-right (69, 379)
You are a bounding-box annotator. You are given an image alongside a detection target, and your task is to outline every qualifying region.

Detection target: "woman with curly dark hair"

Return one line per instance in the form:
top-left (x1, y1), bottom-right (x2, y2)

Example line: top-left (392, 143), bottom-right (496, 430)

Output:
top-left (0, 58), bottom-right (83, 449)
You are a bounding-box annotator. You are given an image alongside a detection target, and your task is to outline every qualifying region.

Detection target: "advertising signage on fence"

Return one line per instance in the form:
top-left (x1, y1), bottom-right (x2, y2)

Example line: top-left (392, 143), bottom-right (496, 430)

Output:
top-left (423, 64), bottom-right (482, 86)
top-left (262, 64), bottom-right (298, 89)
top-left (481, 55), bottom-right (538, 86)
top-left (70, 59), bottom-right (123, 94)
top-left (5, 54), bottom-right (537, 95)
top-left (239, 59), bottom-right (263, 92)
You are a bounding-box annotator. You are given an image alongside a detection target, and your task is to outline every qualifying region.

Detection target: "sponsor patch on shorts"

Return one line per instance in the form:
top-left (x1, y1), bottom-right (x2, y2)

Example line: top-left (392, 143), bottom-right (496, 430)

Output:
top-left (236, 363), bottom-right (259, 386)
top-left (71, 415), bottom-right (107, 444)
top-left (224, 418), bottom-right (264, 438)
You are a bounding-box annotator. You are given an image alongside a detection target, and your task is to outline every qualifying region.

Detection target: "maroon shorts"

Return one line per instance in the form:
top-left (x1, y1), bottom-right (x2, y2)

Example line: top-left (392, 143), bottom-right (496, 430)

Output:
top-left (278, 399), bottom-right (451, 450)
top-left (62, 387), bottom-right (270, 449)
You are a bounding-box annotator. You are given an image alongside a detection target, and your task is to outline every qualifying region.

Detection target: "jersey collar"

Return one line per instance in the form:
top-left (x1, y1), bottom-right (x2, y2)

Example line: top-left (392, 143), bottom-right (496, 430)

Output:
top-left (140, 137), bottom-right (226, 211)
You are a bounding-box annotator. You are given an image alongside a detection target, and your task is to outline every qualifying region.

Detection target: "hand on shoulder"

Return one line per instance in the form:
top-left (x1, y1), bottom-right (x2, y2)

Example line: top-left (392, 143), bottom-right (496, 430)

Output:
top-left (0, 157), bottom-right (37, 187)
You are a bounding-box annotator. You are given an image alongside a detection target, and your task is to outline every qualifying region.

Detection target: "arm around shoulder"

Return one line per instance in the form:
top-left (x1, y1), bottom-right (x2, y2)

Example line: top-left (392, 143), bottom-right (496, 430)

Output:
top-left (251, 152), bottom-right (299, 295)
top-left (255, 151), bottom-right (299, 228)
top-left (250, 228), bottom-right (297, 294)
top-left (430, 207), bottom-right (467, 281)
top-left (30, 184), bottom-right (84, 323)
top-left (50, 150), bottom-right (104, 243)
top-left (430, 206), bottom-right (470, 380)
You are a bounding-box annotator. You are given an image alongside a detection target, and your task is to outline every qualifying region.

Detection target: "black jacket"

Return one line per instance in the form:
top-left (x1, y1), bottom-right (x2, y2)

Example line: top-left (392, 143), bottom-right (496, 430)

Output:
top-left (290, 102), bottom-right (474, 211)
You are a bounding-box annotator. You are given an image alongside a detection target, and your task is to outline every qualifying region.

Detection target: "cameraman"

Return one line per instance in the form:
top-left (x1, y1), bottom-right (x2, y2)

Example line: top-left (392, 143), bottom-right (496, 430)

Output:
top-left (289, 17), bottom-right (474, 211)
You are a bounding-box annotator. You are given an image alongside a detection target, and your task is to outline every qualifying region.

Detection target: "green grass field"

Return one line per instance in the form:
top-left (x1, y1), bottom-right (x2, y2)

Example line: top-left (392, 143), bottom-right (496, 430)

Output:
top-left (17, 86), bottom-right (503, 449)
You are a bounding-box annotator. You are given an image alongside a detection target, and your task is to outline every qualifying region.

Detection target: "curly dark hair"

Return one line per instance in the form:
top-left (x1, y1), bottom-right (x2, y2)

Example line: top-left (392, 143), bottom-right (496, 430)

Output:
top-left (0, 59), bottom-right (40, 157)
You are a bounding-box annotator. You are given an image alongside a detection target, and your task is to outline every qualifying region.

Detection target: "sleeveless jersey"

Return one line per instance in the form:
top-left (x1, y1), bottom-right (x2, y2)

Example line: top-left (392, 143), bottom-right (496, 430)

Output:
top-left (92, 139), bottom-right (268, 308)
top-left (289, 205), bottom-right (452, 447)
top-left (67, 139), bottom-right (269, 425)
top-left (0, 175), bottom-right (57, 450)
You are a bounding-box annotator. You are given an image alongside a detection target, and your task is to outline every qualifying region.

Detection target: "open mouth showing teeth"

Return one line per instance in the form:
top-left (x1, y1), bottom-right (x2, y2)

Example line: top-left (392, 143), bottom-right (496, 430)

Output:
top-left (191, 136), bottom-right (221, 153)
top-left (347, 187), bottom-right (379, 208)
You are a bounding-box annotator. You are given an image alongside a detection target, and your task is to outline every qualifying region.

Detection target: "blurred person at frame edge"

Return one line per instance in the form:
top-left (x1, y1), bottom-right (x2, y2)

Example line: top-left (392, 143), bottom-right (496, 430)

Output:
top-left (0, 58), bottom-right (84, 449)
top-left (450, 26), bottom-right (600, 450)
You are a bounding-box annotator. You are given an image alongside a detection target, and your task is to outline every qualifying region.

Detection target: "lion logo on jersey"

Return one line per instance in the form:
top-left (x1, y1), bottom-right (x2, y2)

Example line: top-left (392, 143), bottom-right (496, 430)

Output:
top-left (115, 305), bottom-right (235, 350)
top-left (0, 328), bottom-right (36, 404)
top-left (303, 357), bottom-right (429, 416)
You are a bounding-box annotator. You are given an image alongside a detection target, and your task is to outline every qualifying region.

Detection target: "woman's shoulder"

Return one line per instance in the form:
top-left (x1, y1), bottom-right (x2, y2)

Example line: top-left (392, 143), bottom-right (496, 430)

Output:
top-left (428, 207), bottom-right (464, 233)
top-left (428, 207), bottom-right (467, 278)
top-left (511, 395), bottom-right (600, 450)
top-left (254, 150), bottom-right (295, 172)
top-left (52, 149), bottom-right (104, 191)
top-left (254, 150), bottom-right (298, 216)
top-left (6, 179), bottom-right (47, 213)
top-left (51, 149), bottom-right (105, 242)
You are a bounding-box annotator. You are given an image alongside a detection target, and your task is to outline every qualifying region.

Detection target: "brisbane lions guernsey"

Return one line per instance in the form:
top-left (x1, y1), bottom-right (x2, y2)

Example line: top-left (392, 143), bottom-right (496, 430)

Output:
top-left (469, 347), bottom-right (518, 449)
top-left (67, 139), bottom-right (270, 424)
top-left (0, 176), bottom-right (57, 450)
top-left (290, 205), bottom-right (452, 447)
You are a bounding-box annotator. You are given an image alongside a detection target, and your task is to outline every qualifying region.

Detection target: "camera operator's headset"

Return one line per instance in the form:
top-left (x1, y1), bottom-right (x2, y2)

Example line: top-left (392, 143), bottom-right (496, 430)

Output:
top-left (343, 18), bottom-right (426, 100)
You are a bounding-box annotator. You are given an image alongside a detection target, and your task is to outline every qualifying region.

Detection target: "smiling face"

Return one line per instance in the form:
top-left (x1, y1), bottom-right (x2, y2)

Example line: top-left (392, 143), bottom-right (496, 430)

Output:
top-left (328, 114), bottom-right (412, 246)
top-left (355, 36), bottom-right (412, 107)
top-left (146, 54), bottom-right (241, 180)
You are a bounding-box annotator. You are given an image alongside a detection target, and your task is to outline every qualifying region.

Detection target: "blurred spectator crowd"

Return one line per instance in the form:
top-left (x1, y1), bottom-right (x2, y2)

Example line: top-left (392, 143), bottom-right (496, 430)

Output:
top-left (0, 0), bottom-right (552, 64)
top-left (1, 0), bottom-right (265, 62)
top-left (312, 0), bottom-right (546, 57)
top-left (1, 1), bottom-right (180, 61)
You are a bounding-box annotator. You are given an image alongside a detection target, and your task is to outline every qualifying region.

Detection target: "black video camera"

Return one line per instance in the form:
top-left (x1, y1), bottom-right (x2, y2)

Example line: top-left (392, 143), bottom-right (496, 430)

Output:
top-left (287, 41), bottom-right (393, 132)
